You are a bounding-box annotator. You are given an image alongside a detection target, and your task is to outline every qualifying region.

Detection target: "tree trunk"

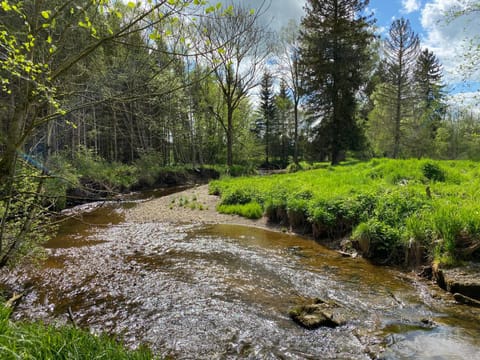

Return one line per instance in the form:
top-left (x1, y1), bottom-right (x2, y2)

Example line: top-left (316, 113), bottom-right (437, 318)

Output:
top-left (393, 79), bottom-right (402, 159)
top-left (227, 106), bottom-right (234, 167)
top-left (294, 99), bottom-right (299, 165)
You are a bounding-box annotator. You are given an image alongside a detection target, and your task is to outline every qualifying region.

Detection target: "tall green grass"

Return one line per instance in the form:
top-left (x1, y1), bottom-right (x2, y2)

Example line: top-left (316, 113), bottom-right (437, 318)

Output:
top-left (210, 159), bottom-right (480, 266)
top-left (0, 304), bottom-right (154, 359)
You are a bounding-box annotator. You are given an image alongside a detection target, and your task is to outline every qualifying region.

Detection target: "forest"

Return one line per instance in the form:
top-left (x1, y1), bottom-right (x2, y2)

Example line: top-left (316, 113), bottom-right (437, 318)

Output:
top-left (1, 0), bottom-right (479, 266)
top-left (1, 0), bottom-right (480, 358)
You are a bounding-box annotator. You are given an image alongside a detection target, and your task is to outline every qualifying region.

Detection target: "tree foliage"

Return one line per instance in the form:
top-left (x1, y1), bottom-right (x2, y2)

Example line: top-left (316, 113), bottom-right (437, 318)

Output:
top-left (299, 0), bottom-right (375, 165)
top-left (366, 19), bottom-right (447, 159)
top-left (0, 0), bottom-right (244, 266)
top-left (196, 3), bottom-right (270, 167)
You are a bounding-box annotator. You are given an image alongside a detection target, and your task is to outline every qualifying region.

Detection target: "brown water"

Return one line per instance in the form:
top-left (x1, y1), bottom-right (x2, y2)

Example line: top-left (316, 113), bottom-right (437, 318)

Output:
top-left (2, 196), bottom-right (480, 359)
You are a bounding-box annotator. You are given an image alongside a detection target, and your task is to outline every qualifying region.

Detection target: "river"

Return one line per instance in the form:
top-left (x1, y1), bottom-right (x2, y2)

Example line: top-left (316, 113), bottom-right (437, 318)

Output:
top-left (2, 190), bottom-right (480, 359)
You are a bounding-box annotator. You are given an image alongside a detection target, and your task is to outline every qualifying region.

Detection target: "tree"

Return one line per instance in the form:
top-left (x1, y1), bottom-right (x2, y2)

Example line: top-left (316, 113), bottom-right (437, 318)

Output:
top-left (275, 80), bottom-right (294, 166)
top-left (404, 48), bottom-right (446, 157)
top-left (258, 70), bottom-right (277, 164)
top-left (277, 20), bottom-right (305, 164)
top-left (299, 0), bottom-right (375, 165)
top-left (197, 3), bottom-right (270, 167)
top-left (382, 18), bottom-right (420, 158)
top-left (0, 0), bottom-right (221, 266)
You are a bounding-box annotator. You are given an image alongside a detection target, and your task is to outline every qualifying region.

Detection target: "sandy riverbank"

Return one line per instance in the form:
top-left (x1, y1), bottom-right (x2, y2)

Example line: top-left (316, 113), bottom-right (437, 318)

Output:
top-left (126, 184), bottom-right (280, 231)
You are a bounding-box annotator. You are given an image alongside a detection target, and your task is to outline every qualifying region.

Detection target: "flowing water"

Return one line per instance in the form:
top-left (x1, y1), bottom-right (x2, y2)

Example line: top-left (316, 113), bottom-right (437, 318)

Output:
top-left (2, 190), bottom-right (480, 359)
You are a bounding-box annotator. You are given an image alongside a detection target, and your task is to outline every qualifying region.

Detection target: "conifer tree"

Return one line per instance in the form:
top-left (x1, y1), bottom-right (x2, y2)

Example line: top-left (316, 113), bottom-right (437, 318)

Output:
top-left (259, 71), bottom-right (277, 164)
top-left (408, 48), bottom-right (446, 156)
top-left (276, 80), bottom-right (294, 166)
top-left (299, 0), bottom-right (375, 164)
top-left (383, 18), bottom-right (420, 158)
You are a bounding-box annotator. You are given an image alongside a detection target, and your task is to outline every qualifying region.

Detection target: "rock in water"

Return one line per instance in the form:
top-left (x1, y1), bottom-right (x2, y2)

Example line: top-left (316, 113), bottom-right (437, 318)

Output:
top-left (288, 298), bottom-right (347, 329)
top-left (433, 262), bottom-right (480, 301)
top-left (453, 293), bottom-right (480, 308)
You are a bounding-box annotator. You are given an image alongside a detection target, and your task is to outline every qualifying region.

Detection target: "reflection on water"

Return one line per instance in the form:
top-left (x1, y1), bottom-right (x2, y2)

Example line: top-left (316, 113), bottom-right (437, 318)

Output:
top-left (2, 204), bottom-right (480, 359)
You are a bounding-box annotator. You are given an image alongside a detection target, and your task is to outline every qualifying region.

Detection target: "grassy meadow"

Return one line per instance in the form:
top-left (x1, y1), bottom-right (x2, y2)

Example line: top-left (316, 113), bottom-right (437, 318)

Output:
top-left (210, 159), bottom-right (480, 266)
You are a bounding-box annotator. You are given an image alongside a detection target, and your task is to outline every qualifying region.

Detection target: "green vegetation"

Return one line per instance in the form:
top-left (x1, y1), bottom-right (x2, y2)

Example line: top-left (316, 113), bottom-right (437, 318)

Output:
top-left (217, 202), bottom-right (263, 219)
top-left (210, 159), bottom-right (480, 266)
top-left (0, 304), bottom-right (154, 360)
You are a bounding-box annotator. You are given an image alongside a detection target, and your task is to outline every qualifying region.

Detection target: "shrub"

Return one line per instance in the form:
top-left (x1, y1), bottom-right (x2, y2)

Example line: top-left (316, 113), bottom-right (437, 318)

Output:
top-left (286, 162), bottom-right (301, 173)
top-left (221, 188), bottom-right (254, 205)
top-left (374, 188), bottom-right (427, 227)
top-left (72, 147), bottom-right (136, 190)
top-left (422, 162), bottom-right (445, 182)
top-left (352, 219), bottom-right (402, 261)
top-left (133, 152), bottom-right (164, 186)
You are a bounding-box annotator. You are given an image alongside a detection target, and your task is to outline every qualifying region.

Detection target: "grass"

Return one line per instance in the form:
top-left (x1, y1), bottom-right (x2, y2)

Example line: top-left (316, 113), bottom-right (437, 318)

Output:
top-left (217, 202), bottom-right (263, 219)
top-left (210, 158), bottom-right (480, 266)
top-left (0, 304), bottom-right (155, 360)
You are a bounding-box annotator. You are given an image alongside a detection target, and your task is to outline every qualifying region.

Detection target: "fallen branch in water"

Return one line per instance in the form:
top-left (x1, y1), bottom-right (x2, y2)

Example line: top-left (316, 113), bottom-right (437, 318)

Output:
top-left (5, 292), bottom-right (23, 308)
top-left (67, 306), bottom-right (77, 328)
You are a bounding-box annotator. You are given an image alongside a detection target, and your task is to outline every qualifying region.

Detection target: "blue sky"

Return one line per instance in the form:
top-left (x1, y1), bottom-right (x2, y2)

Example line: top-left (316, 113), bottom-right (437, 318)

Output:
top-left (370, 0), bottom-right (480, 99)
top-left (369, 0), bottom-right (423, 34)
top-left (235, 0), bottom-right (480, 105)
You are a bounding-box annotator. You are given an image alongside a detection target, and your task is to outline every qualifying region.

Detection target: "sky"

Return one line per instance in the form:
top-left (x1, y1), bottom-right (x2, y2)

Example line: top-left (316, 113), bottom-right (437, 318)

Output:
top-left (233, 0), bottom-right (480, 105)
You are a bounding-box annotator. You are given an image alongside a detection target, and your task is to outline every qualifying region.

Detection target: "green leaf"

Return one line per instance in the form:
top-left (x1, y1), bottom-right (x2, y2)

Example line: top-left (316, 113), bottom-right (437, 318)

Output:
top-left (127, 1), bottom-right (135, 8)
top-left (1, 1), bottom-right (12, 11)
top-left (41, 10), bottom-right (50, 19)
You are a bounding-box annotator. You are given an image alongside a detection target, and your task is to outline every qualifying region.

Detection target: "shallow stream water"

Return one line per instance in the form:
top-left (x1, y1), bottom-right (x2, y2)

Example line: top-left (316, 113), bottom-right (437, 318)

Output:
top-left (2, 190), bottom-right (480, 359)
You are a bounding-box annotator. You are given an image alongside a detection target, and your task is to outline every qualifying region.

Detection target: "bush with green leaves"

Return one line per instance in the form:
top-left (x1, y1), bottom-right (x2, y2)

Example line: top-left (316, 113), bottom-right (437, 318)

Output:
top-left (72, 147), bottom-right (137, 191)
top-left (0, 162), bottom-right (52, 267)
top-left (421, 162), bottom-right (446, 182)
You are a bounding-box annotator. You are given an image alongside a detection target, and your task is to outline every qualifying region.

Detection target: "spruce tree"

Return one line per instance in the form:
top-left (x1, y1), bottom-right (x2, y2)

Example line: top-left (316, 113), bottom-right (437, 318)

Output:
top-left (276, 80), bottom-right (294, 166)
top-left (411, 48), bottom-right (446, 156)
top-left (415, 48), bottom-right (445, 118)
top-left (299, 0), bottom-right (375, 165)
top-left (259, 71), bottom-right (277, 165)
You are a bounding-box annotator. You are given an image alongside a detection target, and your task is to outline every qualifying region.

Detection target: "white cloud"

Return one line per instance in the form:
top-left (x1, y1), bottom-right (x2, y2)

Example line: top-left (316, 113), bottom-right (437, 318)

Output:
top-left (447, 90), bottom-right (480, 113)
top-left (232, 0), bottom-right (304, 30)
top-left (402, 0), bottom-right (421, 13)
top-left (421, 0), bottom-right (480, 85)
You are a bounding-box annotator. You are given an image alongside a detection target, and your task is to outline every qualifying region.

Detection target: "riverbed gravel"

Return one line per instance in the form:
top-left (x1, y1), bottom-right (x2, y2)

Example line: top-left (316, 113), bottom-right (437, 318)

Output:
top-left (126, 184), bottom-right (277, 231)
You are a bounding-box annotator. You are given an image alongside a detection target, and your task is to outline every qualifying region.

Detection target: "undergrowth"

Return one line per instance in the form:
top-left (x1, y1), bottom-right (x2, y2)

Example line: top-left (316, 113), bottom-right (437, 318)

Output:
top-left (210, 159), bottom-right (480, 266)
top-left (0, 304), bottom-right (154, 359)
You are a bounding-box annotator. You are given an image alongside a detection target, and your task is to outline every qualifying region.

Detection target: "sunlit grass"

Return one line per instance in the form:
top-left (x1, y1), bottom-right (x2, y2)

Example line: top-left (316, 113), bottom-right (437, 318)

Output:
top-left (210, 159), bottom-right (480, 265)
top-left (0, 304), bottom-right (155, 360)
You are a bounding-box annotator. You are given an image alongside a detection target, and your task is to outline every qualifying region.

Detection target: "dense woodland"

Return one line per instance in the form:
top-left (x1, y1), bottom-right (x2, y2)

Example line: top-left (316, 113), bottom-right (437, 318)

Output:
top-left (1, 0), bottom-right (479, 265)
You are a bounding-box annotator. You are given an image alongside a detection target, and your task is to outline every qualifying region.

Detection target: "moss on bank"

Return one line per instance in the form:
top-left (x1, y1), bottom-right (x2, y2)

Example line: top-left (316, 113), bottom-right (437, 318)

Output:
top-left (0, 304), bottom-right (155, 360)
top-left (210, 159), bottom-right (480, 266)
